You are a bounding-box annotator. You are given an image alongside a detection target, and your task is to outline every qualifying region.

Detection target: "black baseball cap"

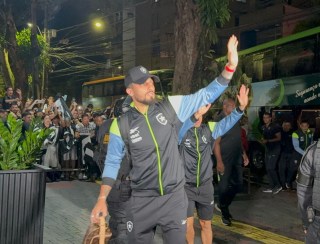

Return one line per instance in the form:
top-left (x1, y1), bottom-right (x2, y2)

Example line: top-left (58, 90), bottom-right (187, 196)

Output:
top-left (124, 66), bottom-right (160, 88)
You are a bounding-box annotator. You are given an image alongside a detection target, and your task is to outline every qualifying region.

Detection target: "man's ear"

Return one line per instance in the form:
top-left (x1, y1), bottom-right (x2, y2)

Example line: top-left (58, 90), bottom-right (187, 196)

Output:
top-left (126, 87), bottom-right (133, 97)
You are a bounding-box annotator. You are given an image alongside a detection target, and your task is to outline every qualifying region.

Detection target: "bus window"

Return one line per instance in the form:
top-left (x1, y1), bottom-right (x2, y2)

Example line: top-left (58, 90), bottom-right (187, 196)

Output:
top-left (82, 86), bottom-right (89, 98)
top-left (278, 37), bottom-right (315, 77)
top-left (104, 82), bottom-right (114, 96)
top-left (242, 49), bottom-right (274, 82)
top-left (114, 80), bottom-right (126, 95)
top-left (94, 84), bottom-right (104, 97)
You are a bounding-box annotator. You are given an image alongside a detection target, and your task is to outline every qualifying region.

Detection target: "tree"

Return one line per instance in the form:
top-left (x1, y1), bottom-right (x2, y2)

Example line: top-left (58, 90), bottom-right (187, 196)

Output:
top-left (0, 0), bottom-right (66, 97)
top-left (0, 4), bottom-right (29, 92)
top-left (173, 0), bottom-right (230, 94)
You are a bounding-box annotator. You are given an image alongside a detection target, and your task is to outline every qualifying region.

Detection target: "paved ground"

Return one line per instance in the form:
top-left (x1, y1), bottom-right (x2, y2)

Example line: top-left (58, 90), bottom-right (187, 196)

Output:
top-left (43, 180), bottom-right (305, 244)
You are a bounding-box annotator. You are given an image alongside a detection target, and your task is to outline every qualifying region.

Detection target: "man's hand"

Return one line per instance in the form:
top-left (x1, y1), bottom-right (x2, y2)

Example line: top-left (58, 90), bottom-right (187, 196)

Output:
top-left (194, 104), bottom-right (211, 120)
top-left (243, 152), bottom-right (249, 166)
top-left (227, 35), bottom-right (238, 70)
top-left (16, 89), bottom-right (22, 97)
top-left (91, 199), bottom-right (108, 224)
top-left (216, 160), bottom-right (225, 174)
top-left (237, 85), bottom-right (250, 111)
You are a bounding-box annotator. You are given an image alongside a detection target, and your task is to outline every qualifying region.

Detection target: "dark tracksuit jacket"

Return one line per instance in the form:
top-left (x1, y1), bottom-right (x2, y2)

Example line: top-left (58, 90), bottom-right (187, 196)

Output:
top-left (179, 108), bottom-right (244, 187)
top-left (180, 125), bottom-right (214, 187)
top-left (102, 70), bottom-right (235, 197)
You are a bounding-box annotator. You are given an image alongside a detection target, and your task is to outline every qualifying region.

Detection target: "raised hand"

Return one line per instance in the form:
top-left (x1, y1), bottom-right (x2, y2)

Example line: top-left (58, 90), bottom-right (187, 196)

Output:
top-left (194, 104), bottom-right (211, 120)
top-left (227, 35), bottom-right (239, 70)
top-left (237, 84), bottom-right (249, 111)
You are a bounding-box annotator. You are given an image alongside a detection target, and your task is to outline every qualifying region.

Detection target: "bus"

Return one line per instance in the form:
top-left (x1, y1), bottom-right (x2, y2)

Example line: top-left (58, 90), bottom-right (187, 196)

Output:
top-left (82, 69), bottom-right (174, 110)
top-left (217, 26), bottom-right (320, 172)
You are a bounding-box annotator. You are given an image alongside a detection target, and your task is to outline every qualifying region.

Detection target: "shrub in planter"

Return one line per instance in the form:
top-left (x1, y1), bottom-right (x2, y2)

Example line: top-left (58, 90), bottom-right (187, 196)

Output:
top-left (0, 113), bottom-right (52, 244)
top-left (0, 113), bottom-right (51, 170)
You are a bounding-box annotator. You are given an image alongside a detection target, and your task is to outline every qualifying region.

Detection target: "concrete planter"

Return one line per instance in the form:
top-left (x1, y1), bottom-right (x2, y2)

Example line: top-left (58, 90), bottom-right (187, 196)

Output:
top-left (0, 168), bottom-right (46, 244)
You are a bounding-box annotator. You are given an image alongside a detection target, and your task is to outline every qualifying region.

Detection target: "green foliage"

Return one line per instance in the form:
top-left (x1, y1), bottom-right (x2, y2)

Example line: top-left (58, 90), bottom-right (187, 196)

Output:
top-left (0, 114), bottom-right (52, 170)
top-left (196, 0), bottom-right (230, 44)
top-left (15, 28), bottom-right (50, 68)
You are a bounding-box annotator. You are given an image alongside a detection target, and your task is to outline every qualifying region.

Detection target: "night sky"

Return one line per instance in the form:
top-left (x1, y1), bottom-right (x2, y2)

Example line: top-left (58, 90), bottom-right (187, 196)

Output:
top-left (48, 0), bottom-right (107, 103)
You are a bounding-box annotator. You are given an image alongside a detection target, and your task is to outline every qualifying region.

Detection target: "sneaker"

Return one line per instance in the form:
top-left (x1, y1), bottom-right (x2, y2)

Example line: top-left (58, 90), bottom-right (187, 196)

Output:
top-left (221, 216), bottom-right (231, 226)
top-left (285, 183), bottom-right (291, 190)
top-left (272, 186), bottom-right (282, 195)
top-left (262, 188), bottom-right (273, 193)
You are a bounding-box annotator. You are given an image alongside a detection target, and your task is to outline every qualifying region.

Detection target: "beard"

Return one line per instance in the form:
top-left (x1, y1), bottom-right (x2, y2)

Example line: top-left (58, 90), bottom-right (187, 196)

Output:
top-left (135, 92), bottom-right (157, 105)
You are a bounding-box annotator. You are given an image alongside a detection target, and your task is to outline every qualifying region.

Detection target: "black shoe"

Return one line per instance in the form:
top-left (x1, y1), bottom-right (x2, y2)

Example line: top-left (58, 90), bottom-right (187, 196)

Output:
top-left (221, 215), bottom-right (231, 226)
top-left (272, 186), bottom-right (282, 195)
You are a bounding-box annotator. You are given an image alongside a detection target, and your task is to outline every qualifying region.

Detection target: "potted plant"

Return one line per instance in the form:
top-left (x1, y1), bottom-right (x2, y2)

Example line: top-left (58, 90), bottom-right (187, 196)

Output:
top-left (0, 113), bottom-right (51, 244)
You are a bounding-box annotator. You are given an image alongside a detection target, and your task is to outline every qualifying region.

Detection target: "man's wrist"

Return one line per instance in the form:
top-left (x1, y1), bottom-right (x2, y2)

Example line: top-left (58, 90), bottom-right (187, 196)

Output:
top-left (236, 106), bottom-right (244, 113)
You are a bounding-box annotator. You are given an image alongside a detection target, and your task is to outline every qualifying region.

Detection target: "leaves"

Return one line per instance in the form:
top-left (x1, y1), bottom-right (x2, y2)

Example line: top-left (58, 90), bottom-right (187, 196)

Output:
top-left (0, 114), bottom-right (52, 170)
top-left (196, 0), bottom-right (230, 44)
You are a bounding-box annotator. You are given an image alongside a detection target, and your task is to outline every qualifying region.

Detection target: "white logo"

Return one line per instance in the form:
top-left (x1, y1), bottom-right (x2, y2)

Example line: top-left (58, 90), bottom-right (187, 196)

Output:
top-left (130, 127), bottom-right (139, 134)
top-left (140, 67), bottom-right (147, 73)
top-left (156, 113), bottom-right (167, 125)
top-left (181, 219), bottom-right (187, 225)
top-left (184, 139), bottom-right (191, 148)
top-left (129, 126), bottom-right (142, 143)
top-left (202, 135), bottom-right (208, 144)
top-left (127, 221), bottom-right (133, 232)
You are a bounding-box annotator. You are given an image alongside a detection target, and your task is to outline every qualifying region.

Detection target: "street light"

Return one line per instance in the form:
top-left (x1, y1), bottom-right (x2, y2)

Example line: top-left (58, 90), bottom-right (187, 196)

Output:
top-left (92, 19), bottom-right (105, 32)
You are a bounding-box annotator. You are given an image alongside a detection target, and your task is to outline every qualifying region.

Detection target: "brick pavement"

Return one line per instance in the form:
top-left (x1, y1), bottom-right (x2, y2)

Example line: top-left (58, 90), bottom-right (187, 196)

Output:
top-left (44, 181), bottom-right (100, 244)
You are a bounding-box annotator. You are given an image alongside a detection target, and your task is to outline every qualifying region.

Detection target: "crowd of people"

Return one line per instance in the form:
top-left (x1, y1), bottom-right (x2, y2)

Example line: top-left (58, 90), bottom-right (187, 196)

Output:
top-left (0, 87), bottom-right (111, 182)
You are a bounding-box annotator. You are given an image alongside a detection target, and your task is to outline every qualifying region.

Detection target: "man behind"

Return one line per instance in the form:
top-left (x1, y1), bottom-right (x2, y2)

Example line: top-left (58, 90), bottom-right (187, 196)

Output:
top-left (180, 87), bottom-right (249, 243)
top-left (261, 112), bottom-right (282, 194)
top-left (214, 97), bottom-right (249, 226)
top-left (91, 35), bottom-right (239, 243)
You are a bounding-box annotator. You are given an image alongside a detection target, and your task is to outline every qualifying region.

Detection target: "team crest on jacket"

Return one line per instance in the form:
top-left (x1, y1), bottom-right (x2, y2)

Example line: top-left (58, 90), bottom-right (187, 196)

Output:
top-left (127, 221), bottom-right (133, 232)
top-left (202, 135), bottom-right (208, 144)
top-left (156, 113), bottom-right (167, 125)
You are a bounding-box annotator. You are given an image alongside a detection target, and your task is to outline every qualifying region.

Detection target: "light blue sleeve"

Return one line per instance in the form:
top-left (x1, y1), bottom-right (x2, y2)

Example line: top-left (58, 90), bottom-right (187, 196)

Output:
top-left (102, 133), bottom-right (126, 182)
top-left (211, 109), bottom-right (243, 139)
top-left (178, 118), bottom-right (194, 144)
top-left (292, 136), bottom-right (304, 155)
top-left (168, 77), bottom-right (229, 123)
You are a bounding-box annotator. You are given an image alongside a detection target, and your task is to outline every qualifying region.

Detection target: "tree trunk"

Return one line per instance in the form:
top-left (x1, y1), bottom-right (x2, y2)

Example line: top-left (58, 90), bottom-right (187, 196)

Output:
top-left (173, 0), bottom-right (202, 95)
top-left (0, 49), bottom-right (13, 88)
top-left (5, 7), bottom-right (28, 92)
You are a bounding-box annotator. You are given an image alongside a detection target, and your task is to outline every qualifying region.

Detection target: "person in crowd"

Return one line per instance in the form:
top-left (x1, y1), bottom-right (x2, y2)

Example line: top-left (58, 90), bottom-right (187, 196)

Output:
top-left (61, 118), bottom-right (79, 180)
top-left (90, 35), bottom-right (239, 243)
top-left (43, 114), bottom-right (61, 181)
top-left (290, 119), bottom-right (313, 189)
top-left (296, 117), bottom-right (320, 243)
top-left (214, 97), bottom-right (249, 226)
top-left (261, 112), bottom-right (282, 194)
top-left (279, 120), bottom-right (294, 190)
top-left (43, 96), bottom-right (55, 114)
top-left (76, 113), bottom-right (97, 179)
top-left (2, 87), bottom-right (22, 110)
top-left (180, 86), bottom-right (249, 243)
top-left (85, 103), bottom-right (94, 114)
top-left (9, 102), bottom-right (21, 119)
top-left (21, 111), bottom-right (32, 139)
top-left (76, 114), bottom-right (96, 138)
top-left (0, 108), bottom-right (8, 122)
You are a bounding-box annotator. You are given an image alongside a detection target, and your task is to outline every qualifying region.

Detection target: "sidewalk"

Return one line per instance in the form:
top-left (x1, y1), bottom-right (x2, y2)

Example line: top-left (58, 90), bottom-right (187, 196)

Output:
top-left (44, 181), bottom-right (99, 244)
